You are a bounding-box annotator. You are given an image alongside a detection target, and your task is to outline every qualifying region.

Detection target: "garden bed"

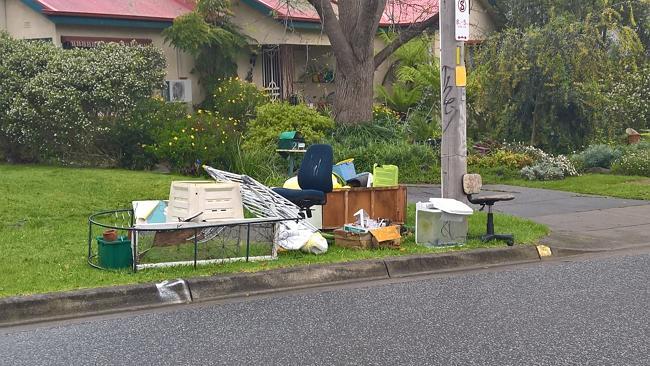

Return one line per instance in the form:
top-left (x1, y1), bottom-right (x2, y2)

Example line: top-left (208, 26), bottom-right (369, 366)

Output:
top-left (0, 164), bottom-right (548, 298)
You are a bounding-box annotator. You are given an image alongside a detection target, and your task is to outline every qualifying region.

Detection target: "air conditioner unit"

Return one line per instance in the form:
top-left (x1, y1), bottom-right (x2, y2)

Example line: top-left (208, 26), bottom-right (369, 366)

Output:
top-left (165, 79), bottom-right (192, 103)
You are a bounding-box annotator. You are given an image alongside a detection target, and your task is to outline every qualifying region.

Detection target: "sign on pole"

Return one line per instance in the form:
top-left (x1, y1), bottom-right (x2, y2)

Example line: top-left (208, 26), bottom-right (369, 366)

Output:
top-left (455, 0), bottom-right (470, 41)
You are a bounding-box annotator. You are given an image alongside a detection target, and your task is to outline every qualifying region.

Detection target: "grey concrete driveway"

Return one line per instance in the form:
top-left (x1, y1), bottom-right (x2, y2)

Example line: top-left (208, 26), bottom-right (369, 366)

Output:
top-left (408, 185), bottom-right (650, 251)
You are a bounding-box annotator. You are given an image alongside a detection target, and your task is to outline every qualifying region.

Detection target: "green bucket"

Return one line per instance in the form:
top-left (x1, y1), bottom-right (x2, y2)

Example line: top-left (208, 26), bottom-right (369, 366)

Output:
top-left (97, 236), bottom-right (133, 269)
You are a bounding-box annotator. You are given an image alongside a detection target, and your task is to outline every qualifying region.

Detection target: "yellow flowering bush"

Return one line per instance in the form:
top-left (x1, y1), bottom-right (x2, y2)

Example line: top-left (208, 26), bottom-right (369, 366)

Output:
top-left (146, 109), bottom-right (241, 175)
top-left (468, 150), bottom-right (534, 170)
top-left (204, 77), bottom-right (267, 127)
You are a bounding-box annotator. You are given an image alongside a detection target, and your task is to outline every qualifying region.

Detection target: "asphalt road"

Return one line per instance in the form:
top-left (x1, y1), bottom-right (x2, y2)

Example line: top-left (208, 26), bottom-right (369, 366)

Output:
top-left (2, 251), bottom-right (649, 365)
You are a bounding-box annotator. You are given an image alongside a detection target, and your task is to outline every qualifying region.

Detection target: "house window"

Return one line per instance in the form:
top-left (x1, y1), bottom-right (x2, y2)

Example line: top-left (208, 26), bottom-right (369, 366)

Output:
top-left (26, 38), bottom-right (53, 43)
top-left (262, 45), bottom-right (282, 100)
top-left (61, 36), bottom-right (152, 49)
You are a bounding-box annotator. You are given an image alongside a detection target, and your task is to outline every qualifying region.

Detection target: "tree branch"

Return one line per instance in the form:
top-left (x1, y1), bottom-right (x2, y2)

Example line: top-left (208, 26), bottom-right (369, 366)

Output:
top-left (355, 0), bottom-right (387, 51)
top-left (306, 0), bottom-right (355, 71)
top-left (374, 14), bottom-right (440, 69)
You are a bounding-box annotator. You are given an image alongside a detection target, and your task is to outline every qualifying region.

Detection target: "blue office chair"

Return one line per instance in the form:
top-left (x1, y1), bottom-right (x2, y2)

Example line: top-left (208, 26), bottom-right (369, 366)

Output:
top-left (272, 144), bottom-right (333, 218)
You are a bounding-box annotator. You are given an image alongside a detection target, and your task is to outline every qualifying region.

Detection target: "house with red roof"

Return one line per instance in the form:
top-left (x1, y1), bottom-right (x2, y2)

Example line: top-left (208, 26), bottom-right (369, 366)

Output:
top-left (0, 0), bottom-right (495, 104)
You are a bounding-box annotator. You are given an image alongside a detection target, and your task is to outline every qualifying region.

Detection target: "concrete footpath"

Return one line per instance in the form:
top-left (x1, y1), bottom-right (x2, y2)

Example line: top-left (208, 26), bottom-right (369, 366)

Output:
top-left (408, 184), bottom-right (650, 251)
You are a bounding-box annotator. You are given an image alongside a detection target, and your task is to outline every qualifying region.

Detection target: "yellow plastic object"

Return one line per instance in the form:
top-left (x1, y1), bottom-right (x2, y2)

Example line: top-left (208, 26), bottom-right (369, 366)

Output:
top-left (336, 158), bottom-right (354, 164)
top-left (455, 66), bottom-right (467, 87)
top-left (283, 176), bottom-right (301, 189)
top-left (283, 175), bottom-right (342, 189)
top-left (373, 164), bottom-right (399, 187)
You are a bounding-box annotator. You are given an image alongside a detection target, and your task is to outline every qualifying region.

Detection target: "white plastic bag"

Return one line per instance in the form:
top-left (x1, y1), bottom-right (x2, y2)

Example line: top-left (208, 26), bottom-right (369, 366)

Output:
top-left (300, 232), bottom-right (328, 254)
top-left (274, 221), bottom-right (328, 254)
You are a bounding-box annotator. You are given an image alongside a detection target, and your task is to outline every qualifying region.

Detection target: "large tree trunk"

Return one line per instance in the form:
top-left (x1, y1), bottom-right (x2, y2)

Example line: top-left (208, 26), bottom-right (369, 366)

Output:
top-left (333, 57), bottom-right (375, 124)
top-left (305, 0), bottom-right (437, 125)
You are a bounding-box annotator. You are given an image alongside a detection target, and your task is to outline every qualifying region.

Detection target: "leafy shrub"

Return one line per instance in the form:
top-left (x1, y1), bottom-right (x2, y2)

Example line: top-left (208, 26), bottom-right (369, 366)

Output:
top-left (404, 109), bottom-right (441, 142)
top-left (504, 143), bottom-right (578, 180)
top-left (333, 141), bottom-right (440, 184)
top-left (326, 121), bottom-right (439, 183)
top-left (616, 141), bottom-right (650, 156)
top-left (611, 150), bottom-right (650, 177)
top-left (327, 119), bottom-right (406, 147)
top-left (376, 82), bottom-right (421, 114)
top-left (203, 77), bottom-right (268, 125)
top-left (572, 144), bottom-right (622, 170)
top-left (245, 102), bottom-right (334, 149)
top-left (372, 104), bottom-right (400, 123)
top-left (0, 34), bottom-right (166, 163)
top-left (146, 110), bottom-right (240, 175)
top-left (468, 150), bottom-right (534, 170)
top-left (521, 161), bottom-right (565, 181)
top-left (604, 65), bottom-right (650, 136)
top-left (100, 98), bottom-right (187, 169)
top-left (231, 144), bottom-right (287, 186)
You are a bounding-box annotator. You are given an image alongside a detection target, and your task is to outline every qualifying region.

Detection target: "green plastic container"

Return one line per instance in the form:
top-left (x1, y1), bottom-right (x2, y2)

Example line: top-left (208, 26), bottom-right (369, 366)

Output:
top-left (373, 164), bottom-right (399, 187)
top-left (97, 236), bottom-right (133, 269)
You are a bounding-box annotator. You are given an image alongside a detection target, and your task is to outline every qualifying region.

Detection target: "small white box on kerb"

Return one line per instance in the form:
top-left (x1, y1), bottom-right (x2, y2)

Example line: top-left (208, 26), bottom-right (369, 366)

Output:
top-left (167, 181), bottom-right (244, 222)
top-left (416, 198), bottom-right (473, 246)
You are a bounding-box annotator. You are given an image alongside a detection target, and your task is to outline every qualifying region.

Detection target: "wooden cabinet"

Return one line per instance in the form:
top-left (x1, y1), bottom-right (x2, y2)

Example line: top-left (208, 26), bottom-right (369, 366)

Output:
top-left (321, 186), bottom-right (407, 230)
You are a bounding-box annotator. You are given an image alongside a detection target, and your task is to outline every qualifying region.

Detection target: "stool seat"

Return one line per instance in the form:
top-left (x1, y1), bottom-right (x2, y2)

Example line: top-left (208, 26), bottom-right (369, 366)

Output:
top-left (468, 194), bottom-right (514, 205)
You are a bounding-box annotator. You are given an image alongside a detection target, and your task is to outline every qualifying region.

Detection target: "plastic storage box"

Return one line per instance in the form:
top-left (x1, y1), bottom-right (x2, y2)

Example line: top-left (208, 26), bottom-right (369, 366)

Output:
top-left (167, 181), bottom-right (244, 222)
top-left (97, 236), bottom-right (133, 269)
top-left (415, 199), bottom-right (472, 246)
top-left (373, 164), bottom-right (398, 187)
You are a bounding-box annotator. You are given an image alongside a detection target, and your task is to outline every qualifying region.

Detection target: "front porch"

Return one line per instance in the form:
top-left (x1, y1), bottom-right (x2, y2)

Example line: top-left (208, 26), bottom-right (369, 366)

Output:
top-left (238, 44), bottom-right (336, 107)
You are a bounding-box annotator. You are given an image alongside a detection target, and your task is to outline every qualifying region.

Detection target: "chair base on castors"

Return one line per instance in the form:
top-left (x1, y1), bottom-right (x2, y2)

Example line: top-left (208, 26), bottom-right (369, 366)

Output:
top-left (481, 233), bottom-right (514, 246)
top-left (483, 210), bottom-right (514, 246)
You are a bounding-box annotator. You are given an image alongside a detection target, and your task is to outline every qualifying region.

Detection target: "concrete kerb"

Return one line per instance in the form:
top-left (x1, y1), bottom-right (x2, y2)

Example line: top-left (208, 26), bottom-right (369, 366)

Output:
top-left (384, 246), bottom-right (542, 277)
top-left (187, 260), bottom-right (389, 301)
top-left (0, 245), bottom-right (577, 327)
top-left (0, 280), bottom-right (191, 327)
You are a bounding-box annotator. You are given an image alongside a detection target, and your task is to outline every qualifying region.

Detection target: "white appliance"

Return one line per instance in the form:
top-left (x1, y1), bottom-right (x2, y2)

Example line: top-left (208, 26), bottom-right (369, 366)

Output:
top-left (165, 80), bottom-right (192, 103)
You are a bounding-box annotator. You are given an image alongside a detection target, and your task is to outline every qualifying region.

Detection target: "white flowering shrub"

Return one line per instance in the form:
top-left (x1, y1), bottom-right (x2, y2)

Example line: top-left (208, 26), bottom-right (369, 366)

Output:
top-left (0, 32), bottom-right (166, 162)
top-left (604, 65), bottom-right (650, 135)
top-left (611, 149), bottom-right (650, 177)
top-left (504, 142), bottom-right (579, 180)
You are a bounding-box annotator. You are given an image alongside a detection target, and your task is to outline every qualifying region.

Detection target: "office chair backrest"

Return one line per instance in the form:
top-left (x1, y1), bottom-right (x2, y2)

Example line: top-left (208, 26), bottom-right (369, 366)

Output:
top-left (298, 144), bottom-right (333, 193)
top-left (462, 174), bottom-right (483, 195)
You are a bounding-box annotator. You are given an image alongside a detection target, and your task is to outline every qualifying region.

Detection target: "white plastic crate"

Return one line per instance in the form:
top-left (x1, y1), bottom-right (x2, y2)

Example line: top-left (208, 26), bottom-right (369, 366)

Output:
top-left (167, 181), bottom-right (244, 222)
top-left (415, 200), bottom-right (472, 246)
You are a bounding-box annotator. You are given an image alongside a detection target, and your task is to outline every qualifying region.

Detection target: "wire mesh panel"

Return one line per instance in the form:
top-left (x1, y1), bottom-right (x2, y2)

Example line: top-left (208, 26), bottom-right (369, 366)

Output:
top-left (87, 209), bottom-right (135, 271)
top-left (134, 223), bottom-right (277, 269)
top-left (88, 209), bottom-right (285, 271)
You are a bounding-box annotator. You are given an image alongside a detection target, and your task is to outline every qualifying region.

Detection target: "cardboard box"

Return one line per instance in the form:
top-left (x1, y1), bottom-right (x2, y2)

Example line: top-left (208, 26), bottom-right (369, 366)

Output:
top-left (334, 225), bottom-right (401, 250)
top-left (369, 225), bottom-right (401, 249)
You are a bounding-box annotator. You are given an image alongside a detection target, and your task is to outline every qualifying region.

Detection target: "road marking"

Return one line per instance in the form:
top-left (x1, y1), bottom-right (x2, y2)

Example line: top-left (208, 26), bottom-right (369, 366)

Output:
top-left (536, 245), bottom-right (553, 257)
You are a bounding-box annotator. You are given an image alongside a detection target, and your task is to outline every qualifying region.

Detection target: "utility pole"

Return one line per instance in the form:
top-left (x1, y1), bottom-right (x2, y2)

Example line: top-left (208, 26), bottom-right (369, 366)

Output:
top-left (439, 0), bottom-right (468, 202)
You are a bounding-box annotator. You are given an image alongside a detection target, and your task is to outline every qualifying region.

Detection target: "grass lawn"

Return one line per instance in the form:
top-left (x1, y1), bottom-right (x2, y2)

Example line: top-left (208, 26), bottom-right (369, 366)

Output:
top-left (0, 164), bottom-right (548, 298)
top-left (500, 174), bottom-right (650, 200)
